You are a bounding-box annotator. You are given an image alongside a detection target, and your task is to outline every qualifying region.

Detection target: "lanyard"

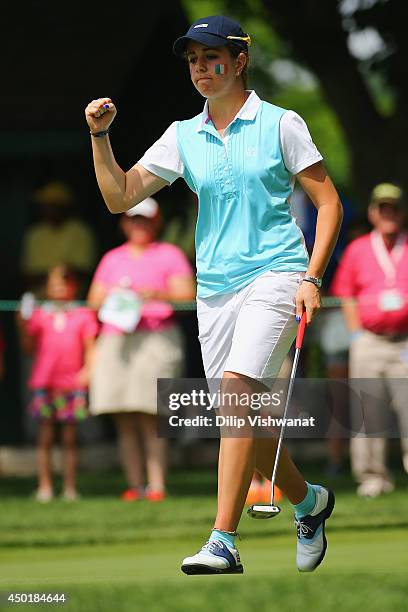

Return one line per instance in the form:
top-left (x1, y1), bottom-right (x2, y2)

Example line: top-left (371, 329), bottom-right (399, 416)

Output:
top-left (370, 230), bottom-right (407, 287)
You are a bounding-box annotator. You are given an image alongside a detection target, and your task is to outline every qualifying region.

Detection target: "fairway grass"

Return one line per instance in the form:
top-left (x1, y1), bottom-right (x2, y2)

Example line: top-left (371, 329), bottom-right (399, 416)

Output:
top-left (0, 469), bottom-right (407, 611)
top-left (1, 533), bottom-right (407, 612)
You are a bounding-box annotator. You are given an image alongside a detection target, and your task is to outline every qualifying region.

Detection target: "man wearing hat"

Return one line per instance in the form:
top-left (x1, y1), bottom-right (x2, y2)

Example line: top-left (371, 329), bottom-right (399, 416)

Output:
top-left (21, 181), bottom-right (97, 294)
top-left (332, 183), bottom-right (408, 496)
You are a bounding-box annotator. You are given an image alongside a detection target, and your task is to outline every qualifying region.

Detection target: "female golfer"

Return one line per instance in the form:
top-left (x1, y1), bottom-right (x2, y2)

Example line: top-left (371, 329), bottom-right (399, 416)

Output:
top-left (85, 15), bottom-right (343, 575)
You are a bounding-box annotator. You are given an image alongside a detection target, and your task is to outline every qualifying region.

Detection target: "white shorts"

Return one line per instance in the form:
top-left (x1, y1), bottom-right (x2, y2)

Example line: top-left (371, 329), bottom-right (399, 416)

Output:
top-left (197, 270), bottom-right (304, 381)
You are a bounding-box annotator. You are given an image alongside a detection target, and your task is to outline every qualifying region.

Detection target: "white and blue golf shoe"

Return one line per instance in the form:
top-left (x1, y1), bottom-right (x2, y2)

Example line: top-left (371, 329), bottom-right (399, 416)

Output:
top-left (295, 485), bottom-right (335, 572)
top-left (181, 540), bottom-right (243, 575)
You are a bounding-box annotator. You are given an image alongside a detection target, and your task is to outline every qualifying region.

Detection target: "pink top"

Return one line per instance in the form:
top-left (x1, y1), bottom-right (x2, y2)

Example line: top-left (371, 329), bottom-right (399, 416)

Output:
top-left (27, 306), bottom-right (99, 390)
top-left (92, 242), bottom-right (193, 334)
top-left (331, 232), bottom-right (408, 334)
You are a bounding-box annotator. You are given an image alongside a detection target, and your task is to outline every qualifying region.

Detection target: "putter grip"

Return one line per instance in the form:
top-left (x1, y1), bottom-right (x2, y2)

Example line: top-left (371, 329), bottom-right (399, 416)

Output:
top-left (295, 312), bottom-right (307, 349)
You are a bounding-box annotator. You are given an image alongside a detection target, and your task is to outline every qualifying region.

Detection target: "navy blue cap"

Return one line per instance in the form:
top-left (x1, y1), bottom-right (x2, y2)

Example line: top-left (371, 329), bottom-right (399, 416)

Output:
top-left (173, 15), bottom-right (251, 56)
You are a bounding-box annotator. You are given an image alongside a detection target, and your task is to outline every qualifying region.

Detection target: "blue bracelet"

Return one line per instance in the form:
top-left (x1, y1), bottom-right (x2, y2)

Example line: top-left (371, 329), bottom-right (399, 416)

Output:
top-left (90, 129), bottom-right (109, 137)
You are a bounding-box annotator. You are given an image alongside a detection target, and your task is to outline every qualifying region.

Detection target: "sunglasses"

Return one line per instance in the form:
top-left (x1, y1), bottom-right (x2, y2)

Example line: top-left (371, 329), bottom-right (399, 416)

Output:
top-left (377, 201), bottom-right (402, 213)
top-left (127, 215), bottom-right (153, 222)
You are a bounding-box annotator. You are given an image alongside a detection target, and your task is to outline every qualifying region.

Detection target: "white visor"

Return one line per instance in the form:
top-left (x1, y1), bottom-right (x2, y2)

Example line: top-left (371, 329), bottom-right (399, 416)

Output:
top-left (125, 197), bottom-right (159, 218)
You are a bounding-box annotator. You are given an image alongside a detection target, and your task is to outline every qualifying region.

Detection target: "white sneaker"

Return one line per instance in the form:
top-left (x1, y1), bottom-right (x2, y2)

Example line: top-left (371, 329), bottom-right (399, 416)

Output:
top-left (34, 489), bottom-right (54, 503)
top-left (381, 480), bottom-right (395, 494)
top-left (357, 478), bottom-right (394, 498)
top-left (181, 540), bottom-right (243, 575)
top-left (295, 485), bottom-right (335, 572)
top-left (61, 490), bottom-right (81, 501)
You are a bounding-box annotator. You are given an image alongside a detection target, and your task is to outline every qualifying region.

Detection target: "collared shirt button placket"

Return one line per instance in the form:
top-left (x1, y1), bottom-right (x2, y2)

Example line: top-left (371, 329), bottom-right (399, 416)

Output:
top-left (222, 134), bottom-right (233, 192)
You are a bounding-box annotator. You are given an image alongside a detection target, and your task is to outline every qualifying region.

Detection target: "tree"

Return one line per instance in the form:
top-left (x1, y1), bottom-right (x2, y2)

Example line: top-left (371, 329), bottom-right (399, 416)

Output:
top-left (225, 0), bottom-right (408, 205)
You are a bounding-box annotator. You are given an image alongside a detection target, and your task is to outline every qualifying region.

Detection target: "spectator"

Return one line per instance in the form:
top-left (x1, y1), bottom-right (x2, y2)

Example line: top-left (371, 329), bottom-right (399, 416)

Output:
top-left (320, 219), bottom-right (369, 476)
top-left (332, 183), bottom-right (408, 496)
top-left (17, 264), bottom-right (98, 501)
top-left (87, 197), bottom-right (195, 501)
top-left (21, 181), bottom-right (97, 294)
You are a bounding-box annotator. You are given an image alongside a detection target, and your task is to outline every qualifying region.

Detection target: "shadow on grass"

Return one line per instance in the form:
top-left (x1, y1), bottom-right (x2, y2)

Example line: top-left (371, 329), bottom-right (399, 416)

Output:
top-left (0, 461), bottom-right (405, 499)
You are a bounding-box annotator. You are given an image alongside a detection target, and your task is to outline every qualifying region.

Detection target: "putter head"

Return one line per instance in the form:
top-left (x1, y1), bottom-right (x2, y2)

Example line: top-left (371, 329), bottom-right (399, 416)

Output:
top-left (247, 503), bottom-right (281, 519)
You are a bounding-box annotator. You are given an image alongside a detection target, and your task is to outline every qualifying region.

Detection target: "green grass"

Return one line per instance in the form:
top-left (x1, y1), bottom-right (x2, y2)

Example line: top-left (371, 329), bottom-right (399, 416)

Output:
top-left (0, 468), bottom-right (407, 611)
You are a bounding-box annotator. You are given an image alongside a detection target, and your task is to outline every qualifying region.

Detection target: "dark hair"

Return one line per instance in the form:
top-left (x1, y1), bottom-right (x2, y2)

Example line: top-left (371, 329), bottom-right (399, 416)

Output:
top-left (227, 44), bottom-right (249, 89)
top-left (47, 264), bottom-right (81, 284)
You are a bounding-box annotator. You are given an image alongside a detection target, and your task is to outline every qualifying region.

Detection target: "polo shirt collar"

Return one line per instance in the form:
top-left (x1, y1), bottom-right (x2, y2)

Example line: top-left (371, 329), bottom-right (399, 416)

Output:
top-left (197, 90), bottom-right (261, 133)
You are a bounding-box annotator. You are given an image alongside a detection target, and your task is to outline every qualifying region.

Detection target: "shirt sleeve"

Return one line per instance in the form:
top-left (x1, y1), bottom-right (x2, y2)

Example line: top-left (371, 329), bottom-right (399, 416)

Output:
top-left (20, 228), bottom-right (40, 274)
top-left (80, 309), bottom-right (99, 340)
top-left (280, 111), bottom-right (323, 175)
top-left (68, 221), bottom-right (97, 272)
top-left (137, 122), bottom-right (184, 185)
top-left (330, 243), bottom-right (357, 297)
top-left (92, 252), bottom-right (113, 287)
top-left (162, 244), bottom-right (194, 280)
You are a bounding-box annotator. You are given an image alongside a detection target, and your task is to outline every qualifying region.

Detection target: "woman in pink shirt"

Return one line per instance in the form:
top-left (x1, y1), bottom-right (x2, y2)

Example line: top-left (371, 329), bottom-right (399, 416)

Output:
top-left (18, 265), bottom-right (98, 501)
top-left (88, 197), bottom-right (195, 501)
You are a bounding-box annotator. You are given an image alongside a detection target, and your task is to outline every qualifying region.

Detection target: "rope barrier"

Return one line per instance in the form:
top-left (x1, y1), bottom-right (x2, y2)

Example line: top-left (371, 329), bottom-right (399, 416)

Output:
top-left (0, 297), bottom-right (345, 312)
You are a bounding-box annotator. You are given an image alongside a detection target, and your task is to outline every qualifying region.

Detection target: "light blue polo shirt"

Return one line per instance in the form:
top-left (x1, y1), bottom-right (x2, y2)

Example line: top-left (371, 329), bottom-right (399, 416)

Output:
top-left (139, 92), bottom-right (313, 298)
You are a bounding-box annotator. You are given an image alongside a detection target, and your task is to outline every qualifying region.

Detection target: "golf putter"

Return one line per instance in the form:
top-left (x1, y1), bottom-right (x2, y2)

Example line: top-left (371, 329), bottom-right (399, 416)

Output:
top-left (247, 311), bottom-right (307, 519)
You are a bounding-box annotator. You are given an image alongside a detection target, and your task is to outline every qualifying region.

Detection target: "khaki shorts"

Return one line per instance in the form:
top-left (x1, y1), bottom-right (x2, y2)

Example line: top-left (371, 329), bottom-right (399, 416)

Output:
top-left (89, 326), bottom-right (184, 415)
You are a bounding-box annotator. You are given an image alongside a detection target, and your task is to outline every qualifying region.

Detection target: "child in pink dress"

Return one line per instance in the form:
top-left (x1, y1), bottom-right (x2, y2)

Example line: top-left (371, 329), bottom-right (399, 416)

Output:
top-left (18, 264), bottom-right (98, 501)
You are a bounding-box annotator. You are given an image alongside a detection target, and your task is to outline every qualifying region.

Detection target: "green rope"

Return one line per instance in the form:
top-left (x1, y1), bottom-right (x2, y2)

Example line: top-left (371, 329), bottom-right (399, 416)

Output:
top-left (0, 297), bottom-right (344, 312)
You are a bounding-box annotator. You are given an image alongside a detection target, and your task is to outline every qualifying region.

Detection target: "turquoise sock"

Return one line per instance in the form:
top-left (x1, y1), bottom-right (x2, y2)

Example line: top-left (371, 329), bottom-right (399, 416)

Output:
top-left (209, 529), bottom-right (235, 548)
top-left (293, 482), bottom-right (317, 519)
